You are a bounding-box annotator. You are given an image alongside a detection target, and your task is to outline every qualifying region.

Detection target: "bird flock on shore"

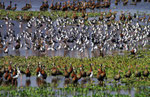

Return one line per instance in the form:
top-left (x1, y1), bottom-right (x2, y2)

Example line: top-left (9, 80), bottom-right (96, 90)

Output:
top-left (0, 62), bottom-right (149, 86)
top-left (0, 0), bottom-right (150, 11)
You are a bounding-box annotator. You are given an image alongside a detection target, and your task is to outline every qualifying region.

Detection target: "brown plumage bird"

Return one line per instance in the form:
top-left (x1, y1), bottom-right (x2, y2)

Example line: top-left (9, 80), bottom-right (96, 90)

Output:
top-left (40, 65), bottom-right (47, 79)
top-left (97, 64), bottom-right (106, 82)
top-left (124, 66), bottom-right (132, 78)
top-left (80, 65), bottom-right (86, 78)
top-left (64, 65), bottom-right (70, 78)
top-left (135, 65), bottom-right (141, 78)
top-left (26, 64), bottom-right (31, 78)
top-left (68, 63), bottom-right (73, 75)
top-left (6, 1), bottom-right (12, 10)
top-left (11, 4), bottom-right (17, 11)
top-left (143, 66), bottom-right (149, 78)
top-left (114, 70), bottom-right (122, 81)
top-left (86, 64), bottom-right (93, 78)
top-left (36, 63), bottom-right (41, 76)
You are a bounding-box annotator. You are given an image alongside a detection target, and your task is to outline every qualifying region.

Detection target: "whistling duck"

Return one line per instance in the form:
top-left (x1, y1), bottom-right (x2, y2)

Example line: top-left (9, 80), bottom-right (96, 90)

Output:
top-left (4, 69), bottom-right (9, 80)
top-left (72, 70), bottom-right (81, 84)
top-left (71, 69), bottom-right (75, 78)
top-left (72, 73), bottom-right (78, 84)
top-left (40, 1), bottom-right (48, 11)
top-left (97, 64), bottom-right (106, 82)
top-left (4, 46), bottom-right (9, 53)
top-left (68, 63), bottom-right (73, 75)
top-left (64, 65), bottom-right (70, 78)
top-left (12, 65), bottom-right (17, 77)
top-left (22, 3), bottom-right (32, 11)
top-left (120, 13), bottom-right (126, 21)
top-left (22, 4), bottom-right (28, 10)
top-left (86, 64), bottom-right (93, 78)
top-left (51, 63), bottom-right (58, 76)
top-left (143, 66), bottom-right (149, 78)
top-left (50, 0), bottom-right (55, 10)
top-left (40, 2), bottom-right (45, 11)
top-left (36, 63), bottom-right (41, 76)
top-left (39, 65), bottom-right (47, 79)
top-left (8, 62), bottom-right (13, 73)
top-left (80, 65), bottom-right (86, 78)
top-left (124, 66), bottom-right (132, 78)
top-left (130, 48), bottom-right (137, 55)
top-left (45, 1), bottom-right (49, 9)
top-left (26, 64), bottom-right (31, 78)
top-left (114, 70), bottom-right (122, 81)
top-left (7, 73), bottom-right (12, 82)
top-left (62, 2), bottom-right (67, 11)
top-left (13, 67), bottom-right (25, 79)
top-left (84, 13), bottom-right (88, 21)
top-left (106, 10), bottom-right (112, 19)
top-left (6, 1), bottom-right (12, 10)
top-left (127, 13), bottom-right (132, 21)
top-left (11, 4), bottom-right (17, 11)
top-left (135, 65), bottom-right (141, 78)
top-left (57, 2), bottom-right (61, 10)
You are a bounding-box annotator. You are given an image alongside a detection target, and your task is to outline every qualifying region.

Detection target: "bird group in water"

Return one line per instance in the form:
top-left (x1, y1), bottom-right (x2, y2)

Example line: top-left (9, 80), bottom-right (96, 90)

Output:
top-left (0, 62), bottom-right (149, 87)
top-left (0, 10), bottom-right (149, 57)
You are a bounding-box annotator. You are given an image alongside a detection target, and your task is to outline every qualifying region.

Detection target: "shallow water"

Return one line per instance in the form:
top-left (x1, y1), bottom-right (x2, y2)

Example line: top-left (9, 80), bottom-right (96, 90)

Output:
top-left (1, 0), bottom-right (150, 13)
top-left (1, 75), bottom-right (147, 97)
top-left (0, 17), bottom-right (150, 58)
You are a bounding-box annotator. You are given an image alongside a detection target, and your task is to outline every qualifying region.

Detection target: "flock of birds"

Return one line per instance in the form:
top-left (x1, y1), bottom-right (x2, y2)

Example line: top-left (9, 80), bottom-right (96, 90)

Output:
top-left (0, 0), bottom-right (110, 11)
top-left (0, 0), bottom-right (150, 11)
top-left (0, 62), bottom-right (149, 86)
top-left (0, 11), bottom-right (149, 56)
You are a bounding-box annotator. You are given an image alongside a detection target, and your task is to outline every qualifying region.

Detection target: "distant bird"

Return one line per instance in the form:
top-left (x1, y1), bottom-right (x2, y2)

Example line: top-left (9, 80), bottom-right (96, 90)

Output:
top-left (124, 66), bottom-right (132, 78)
top-left (11, 4), bottom-right (17, 11)
top-left (143, 66), bottom-right (149, 78)
top-left (25, 64), bottom-right (31, 78)
top-left (114, 70), bottom-right (122, 81)
top-left (6, 1), bottom-right (12, 10)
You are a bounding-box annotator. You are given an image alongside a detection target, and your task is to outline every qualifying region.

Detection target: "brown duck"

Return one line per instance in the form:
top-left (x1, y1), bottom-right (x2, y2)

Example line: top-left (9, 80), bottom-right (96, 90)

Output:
top-left (143, 66), bottom-right (149, 78)
top-left (114, 70), bottom-right (122, 81)
top-left (6, 1), bottom-right (12, 10)
top-left (124, 66), bottom-right (132, 78)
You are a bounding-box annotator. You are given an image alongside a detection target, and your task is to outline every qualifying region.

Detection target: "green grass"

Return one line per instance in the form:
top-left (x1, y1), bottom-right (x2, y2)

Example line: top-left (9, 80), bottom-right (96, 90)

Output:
top-left (0, 9), bottom-right (120, 20)
top-left (0, 84), bottom-right (149, 97)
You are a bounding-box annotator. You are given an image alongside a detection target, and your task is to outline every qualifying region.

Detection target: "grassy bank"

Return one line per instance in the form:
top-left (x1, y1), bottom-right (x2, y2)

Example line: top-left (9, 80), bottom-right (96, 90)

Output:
top-left (0, 9), bottom-right (103, 20)
top-left (0, 9), bottom-right (149, 21)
